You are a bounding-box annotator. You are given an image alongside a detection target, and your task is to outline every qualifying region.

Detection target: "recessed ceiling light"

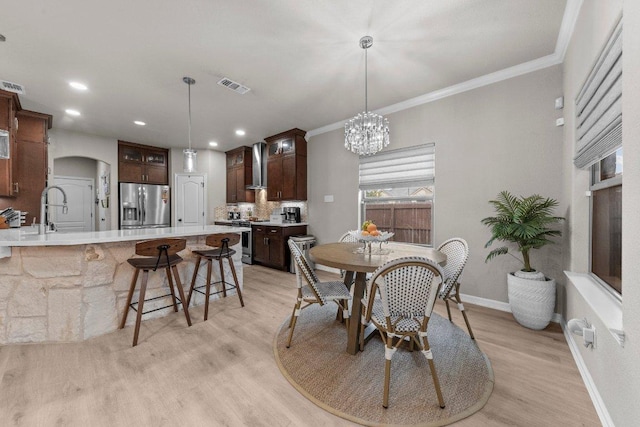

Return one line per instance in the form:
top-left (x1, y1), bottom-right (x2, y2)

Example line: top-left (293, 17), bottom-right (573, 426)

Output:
top-left (65, 109), bottom-right (81, 116)
top-left (134, 120), bottom-right (146, 126)
top-left (209, 141), bottom-right (218, 147)
top-left (235, 129), bottom-right (246, 136)
top-left (0, 34), bottom-right (6, 42)
top-left (69, 81), bottom-right (88, 91)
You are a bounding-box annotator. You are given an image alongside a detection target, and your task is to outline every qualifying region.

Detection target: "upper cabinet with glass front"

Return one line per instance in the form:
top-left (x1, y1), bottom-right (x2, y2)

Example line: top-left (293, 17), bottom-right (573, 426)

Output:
top-left (118, 140), bottom-right (169, 184)
top-left (225, 146), bottom-right (255, 204)
top-left (265, 128), bottom-right (307, 201)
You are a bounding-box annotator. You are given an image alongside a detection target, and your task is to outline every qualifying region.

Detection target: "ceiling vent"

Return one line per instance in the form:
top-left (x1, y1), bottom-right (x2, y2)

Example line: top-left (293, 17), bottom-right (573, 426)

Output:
top-left (0, 80), bottom-right (25, 95)
top-left (217, 77), bottom-right (251, 95)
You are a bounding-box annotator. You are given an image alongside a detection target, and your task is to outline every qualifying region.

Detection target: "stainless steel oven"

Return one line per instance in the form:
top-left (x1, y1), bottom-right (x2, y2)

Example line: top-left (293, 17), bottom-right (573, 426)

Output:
top-left (232, 220), bottom-right (252, 264)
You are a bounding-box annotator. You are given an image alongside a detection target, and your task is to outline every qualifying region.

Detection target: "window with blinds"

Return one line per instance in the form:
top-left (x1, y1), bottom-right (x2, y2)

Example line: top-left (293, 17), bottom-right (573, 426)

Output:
top-left (359, 143), bottom-right (435, 245)
top-left (359, 143), bottom-right (435, 191)
top-left (577, 17), bottom-right (623, 297)
top-left (574, 19), bottom-right (622, 169)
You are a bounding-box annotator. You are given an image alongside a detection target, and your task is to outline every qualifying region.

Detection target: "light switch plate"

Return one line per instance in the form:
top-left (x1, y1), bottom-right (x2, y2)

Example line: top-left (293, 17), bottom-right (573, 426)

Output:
top-left (555, 96), bottom-right (564, 109)
top-left (324, 195), bottom-right (334, 203)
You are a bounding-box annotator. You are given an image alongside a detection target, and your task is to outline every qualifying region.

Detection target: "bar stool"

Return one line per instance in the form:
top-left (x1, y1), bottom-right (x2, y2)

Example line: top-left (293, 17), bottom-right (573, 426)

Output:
top-left (119, 238), bottom-right (192, 346)
top-left (187, 233), bottom-right (244, 321)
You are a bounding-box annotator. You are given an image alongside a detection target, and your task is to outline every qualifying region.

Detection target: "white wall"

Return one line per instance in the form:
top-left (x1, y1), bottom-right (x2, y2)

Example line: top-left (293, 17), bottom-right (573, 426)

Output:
top-left (308, 66), bottom-right (564, 304)
top-left (561, 1), bottom-right (640, 425)
top-left (49, 129), bottom-right (118, 228)
top-left (54, 156), bottom-right (97, 180)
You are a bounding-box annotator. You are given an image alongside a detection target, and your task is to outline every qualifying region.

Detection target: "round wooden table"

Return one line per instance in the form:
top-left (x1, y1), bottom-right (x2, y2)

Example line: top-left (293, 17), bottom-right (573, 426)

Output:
top-left (309, 242), bottom-right (447, 355)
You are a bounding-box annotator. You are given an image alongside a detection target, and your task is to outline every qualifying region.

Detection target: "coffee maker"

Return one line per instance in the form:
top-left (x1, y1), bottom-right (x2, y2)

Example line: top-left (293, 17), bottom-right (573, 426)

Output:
top-left (282, 207), bottom-right (301, 223)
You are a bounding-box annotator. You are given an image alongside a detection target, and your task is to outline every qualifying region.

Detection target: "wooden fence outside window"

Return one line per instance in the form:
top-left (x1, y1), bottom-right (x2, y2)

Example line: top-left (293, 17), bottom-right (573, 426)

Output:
top-left (364, 202), bottom-right (432, 245)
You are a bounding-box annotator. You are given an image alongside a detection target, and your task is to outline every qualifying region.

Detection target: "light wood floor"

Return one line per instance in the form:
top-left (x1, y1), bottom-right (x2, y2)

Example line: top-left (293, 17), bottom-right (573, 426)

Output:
top-left (0, 265), bottom-right (599, 426)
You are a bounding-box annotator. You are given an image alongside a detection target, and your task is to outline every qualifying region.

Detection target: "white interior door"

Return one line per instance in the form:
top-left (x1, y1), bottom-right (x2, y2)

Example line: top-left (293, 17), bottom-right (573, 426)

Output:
top-left (51, 176), bottom-right (95, 232)
top-left (175, 174), bottom-right (206, 227)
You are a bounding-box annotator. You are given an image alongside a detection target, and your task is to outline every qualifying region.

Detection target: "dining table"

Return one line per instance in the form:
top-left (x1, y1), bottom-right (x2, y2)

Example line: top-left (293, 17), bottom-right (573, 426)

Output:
top-left (308, 241), bottom-right (447, 355)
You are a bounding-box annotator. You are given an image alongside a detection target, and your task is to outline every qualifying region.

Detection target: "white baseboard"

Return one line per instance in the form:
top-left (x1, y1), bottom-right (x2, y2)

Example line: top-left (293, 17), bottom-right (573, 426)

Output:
top-left (560, 318), bottom-right (614, 427)
top-left (458, 293), bottom-right (511, 313)
top-left (458, 293), bottom-right (563, 323)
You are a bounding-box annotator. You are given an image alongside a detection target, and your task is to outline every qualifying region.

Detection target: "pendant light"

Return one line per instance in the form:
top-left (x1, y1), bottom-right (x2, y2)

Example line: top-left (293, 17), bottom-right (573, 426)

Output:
top-left (183, 76), bottom-right (197, 172)
top-left (344, 36), bottom-right (390, 156)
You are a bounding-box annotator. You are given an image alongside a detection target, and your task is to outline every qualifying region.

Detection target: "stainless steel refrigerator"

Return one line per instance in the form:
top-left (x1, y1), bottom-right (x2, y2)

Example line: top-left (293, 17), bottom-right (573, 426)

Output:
top-left (119, 183), bottom-right (170, 229)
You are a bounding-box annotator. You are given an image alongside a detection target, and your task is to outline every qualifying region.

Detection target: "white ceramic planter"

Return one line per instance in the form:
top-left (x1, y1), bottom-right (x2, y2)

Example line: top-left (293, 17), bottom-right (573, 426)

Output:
top-left (507, 272), bottom-right (556, 330)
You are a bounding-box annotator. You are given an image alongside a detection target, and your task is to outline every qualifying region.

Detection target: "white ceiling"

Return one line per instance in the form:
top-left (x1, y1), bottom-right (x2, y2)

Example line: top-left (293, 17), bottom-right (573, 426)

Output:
top-left (0, 0), bottom-right (569, 152)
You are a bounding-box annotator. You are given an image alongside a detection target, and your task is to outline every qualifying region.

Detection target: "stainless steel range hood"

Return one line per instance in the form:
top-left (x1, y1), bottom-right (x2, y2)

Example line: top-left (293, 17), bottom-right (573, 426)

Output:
top-left (246, 142), bottom-right (267, 189)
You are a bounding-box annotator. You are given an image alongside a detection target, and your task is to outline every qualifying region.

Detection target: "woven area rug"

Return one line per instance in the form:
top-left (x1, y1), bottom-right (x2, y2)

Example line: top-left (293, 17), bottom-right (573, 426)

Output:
top-left (274, 304), bottom-right (494, 426)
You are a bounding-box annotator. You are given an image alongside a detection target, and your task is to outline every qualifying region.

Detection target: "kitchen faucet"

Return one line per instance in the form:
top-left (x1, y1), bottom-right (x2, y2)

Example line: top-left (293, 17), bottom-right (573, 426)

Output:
top-left (39, 186), bottom-right (68, 235)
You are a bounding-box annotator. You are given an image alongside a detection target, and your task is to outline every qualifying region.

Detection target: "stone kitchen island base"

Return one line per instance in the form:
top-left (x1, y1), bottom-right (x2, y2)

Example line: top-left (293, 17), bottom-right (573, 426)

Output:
top-left (0, 227), bottom-right (246, 344)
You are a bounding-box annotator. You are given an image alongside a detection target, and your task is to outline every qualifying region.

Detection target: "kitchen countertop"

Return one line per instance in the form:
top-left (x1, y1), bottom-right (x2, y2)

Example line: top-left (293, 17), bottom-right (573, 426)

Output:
top-left (0, 225), bottom-right (250, 248)
top-left (215, 220), bottom-right (308, 227)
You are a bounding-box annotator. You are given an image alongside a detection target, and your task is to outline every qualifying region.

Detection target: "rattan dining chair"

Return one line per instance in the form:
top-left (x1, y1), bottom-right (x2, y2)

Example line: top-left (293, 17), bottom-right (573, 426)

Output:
top-left (338, 231), bottom-right (359, 280)
top-left (287, 239), bottom-right (352, 348)
top-left (361, 256), bottom-right (446, 409)
top-left (437, 238), bottom-right (474, 339)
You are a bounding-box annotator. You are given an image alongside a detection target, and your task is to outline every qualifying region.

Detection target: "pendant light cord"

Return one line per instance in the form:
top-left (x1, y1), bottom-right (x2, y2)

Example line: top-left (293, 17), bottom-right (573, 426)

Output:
top-left (188, 82), bottom-right (192, 150)
top-left (364, 46), bottom-right (368, 113)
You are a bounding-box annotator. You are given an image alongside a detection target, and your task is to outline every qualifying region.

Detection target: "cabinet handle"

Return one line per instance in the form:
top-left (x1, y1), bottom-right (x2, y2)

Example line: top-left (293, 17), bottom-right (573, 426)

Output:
top-left (270, 229), bottom-right (277, 233)
top-left (13, 182), bottom-right (19, 193)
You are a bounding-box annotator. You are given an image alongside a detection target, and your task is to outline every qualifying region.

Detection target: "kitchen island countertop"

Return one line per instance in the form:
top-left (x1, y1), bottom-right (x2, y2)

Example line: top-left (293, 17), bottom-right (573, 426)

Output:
top-left (0, 225), bottom-right (250, 253)
top-left (214, 220), bottom-right (309, 227)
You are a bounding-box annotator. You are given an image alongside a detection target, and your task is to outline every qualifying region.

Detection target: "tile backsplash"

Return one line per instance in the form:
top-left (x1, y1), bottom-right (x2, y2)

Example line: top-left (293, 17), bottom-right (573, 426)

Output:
top-left (214, 189), bottom-right (307, 222)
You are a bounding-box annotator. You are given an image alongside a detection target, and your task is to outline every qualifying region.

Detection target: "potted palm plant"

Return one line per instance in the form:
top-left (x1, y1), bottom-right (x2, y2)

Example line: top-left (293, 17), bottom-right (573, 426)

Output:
top-left (482, 191), bottom-right (564, 330)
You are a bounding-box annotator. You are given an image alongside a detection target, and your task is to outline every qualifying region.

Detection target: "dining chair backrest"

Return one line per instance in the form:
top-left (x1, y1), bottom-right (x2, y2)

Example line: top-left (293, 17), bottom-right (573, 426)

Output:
top-left (436, 238), bottom-right (469, 296)
top-left (338, 231), bottom-right (359, 243)
top-left (366, 256), bottom-right (443, 321)
top-left (134, 238), bottom-right (187, 272)
top-left (288, 239), bottom-right (325, 304)
top-left (205, 233), bottom-right (240, 248)
top-left (135, 238), bottom-right (186, 257)
top-left (205, 233), bottom-right (240, 258)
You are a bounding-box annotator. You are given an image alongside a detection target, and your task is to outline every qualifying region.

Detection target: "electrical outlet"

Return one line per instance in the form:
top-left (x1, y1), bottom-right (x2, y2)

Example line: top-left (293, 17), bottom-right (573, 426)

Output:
top-left (583, 326), bottom-right (596, 349)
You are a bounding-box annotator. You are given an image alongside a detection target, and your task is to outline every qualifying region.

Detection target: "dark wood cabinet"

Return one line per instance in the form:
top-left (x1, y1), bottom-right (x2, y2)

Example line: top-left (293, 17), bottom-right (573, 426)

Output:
top-left (13, 111), bottom-right (51, 225)
top-left (118, 141), bottom-right (169, 184)
top-left (0, 90), bottom-right (21, 197)
top-left (0, 106), bottom-right (52, 225)
top-left (225, 146), bottom-right (255, 204)
top-left (252, 224), bottom-right (307, 271)
top-left (265, 128), bottom-right (307, 201)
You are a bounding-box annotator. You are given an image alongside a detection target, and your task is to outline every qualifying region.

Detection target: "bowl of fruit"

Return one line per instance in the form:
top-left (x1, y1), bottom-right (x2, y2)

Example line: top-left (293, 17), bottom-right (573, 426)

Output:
top-left (348, 221), bottom-right (394, 243)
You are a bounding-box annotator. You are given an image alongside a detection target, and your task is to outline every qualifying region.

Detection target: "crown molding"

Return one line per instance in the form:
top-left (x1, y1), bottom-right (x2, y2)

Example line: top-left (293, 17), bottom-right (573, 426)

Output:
top-left (307, 0), bottom-right (584, 139)
top-left (556, 0), bottom-right (584, 61)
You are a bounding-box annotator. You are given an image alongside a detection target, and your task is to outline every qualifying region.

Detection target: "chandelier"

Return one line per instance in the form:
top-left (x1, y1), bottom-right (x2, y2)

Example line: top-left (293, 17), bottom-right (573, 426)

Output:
top-left (183, 76), bottom-right (197, 172)
top-left (345, 36), bottom-right (390, 156)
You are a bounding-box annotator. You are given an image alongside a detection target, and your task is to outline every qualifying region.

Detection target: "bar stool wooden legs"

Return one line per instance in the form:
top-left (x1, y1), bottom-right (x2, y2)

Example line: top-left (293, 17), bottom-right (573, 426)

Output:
top-left (119, 238), bottom-right (192, 347)
top-left (187, 233), bottom-right (244, 321)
